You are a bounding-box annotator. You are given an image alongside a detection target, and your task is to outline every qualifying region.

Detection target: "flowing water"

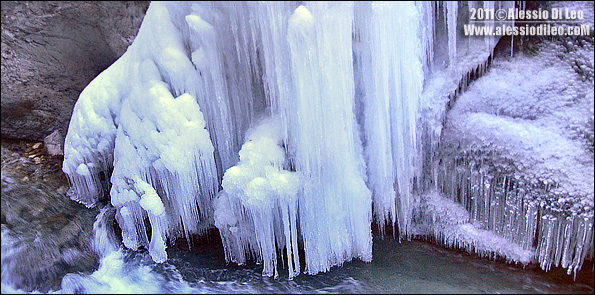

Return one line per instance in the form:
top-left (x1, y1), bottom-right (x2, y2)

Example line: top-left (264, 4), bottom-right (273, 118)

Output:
top-left (4, 229), bottom-right (594, 293)
top-left (1, 142), bottom-right (594, 294)
top-left (161, 236), bottom-right (595, 294)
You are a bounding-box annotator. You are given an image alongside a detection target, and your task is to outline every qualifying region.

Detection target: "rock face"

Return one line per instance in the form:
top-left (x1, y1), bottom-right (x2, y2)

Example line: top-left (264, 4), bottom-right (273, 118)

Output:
top-left (1, 4), bottom-right (150, 289)
top-left (1, 1), bottom-right (150, 142)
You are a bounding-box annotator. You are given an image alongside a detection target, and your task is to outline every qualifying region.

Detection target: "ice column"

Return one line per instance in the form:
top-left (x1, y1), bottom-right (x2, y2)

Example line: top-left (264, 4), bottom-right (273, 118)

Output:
top-left (192, 2), bottom-right (265, 156)
top-left (416, 1), bottom-right (436, 75)
top-left (353, 2), bottom-right (425, 238)
top-left (183, 9), bottom-right (236, 176)
top-left (287, 3), bottom-right (373, 274)
top-left (248, 1), bottom-right (296, 141)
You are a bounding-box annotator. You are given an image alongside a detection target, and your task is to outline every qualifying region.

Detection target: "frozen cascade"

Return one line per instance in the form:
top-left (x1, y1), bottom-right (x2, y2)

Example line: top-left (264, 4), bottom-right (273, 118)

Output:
top-left (64, 1), bottom-right (226, 263)
top-left (61, 0), bottom-right (592, 279)
top-left (243, 2), bottom-right (375, 276)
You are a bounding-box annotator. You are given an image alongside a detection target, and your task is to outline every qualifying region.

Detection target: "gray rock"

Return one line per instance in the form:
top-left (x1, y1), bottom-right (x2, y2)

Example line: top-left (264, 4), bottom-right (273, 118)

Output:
top-left (1, 1), bottom-right (150, 142)
top-left (44, 130), bottom-right (63, 156)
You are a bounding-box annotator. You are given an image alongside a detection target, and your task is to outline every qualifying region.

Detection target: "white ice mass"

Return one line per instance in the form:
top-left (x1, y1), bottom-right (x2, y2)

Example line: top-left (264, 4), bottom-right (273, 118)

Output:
top-left (62, 1), bottom-right (593, 278)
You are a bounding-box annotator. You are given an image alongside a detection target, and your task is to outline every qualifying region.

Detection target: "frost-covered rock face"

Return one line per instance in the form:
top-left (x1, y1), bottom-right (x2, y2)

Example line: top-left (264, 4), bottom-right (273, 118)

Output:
top-left (437, 35), bottom-right (594, 275)
top-left (62, 0), bottom-right (592, 279)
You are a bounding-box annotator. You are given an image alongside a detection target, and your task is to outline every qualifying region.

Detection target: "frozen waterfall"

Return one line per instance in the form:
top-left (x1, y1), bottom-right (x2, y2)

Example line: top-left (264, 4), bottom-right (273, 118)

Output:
top-left (62, 1), bottom-right (593, 278)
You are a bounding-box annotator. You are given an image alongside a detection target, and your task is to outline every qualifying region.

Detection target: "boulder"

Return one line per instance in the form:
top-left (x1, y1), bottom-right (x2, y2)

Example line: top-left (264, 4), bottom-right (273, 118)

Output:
top-left (44, 130), bottom-right (63, 156)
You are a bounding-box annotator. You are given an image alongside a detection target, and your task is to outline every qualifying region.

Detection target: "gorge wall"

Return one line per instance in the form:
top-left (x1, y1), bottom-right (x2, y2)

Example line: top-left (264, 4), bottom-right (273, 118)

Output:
top-left (1, 1), bottom-right (150, 142)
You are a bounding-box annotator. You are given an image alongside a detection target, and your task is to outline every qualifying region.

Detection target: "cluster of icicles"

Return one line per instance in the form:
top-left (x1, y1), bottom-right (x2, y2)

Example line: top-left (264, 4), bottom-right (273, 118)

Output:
top-left (62, 1), bottom-right (592, 279)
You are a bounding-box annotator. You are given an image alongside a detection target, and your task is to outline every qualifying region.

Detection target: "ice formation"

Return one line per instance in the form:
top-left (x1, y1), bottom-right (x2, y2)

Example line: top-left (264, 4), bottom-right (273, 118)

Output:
top-left (63, 0), bottom-right (592, 278)
top-left (445, 1), bottom-right (458, 63)
top-left (214, 117), bottom-right (301, 278)
top-left (438, 47), bottom-right (594, 276)
top-left (411, 190), bottom-right (534, 264)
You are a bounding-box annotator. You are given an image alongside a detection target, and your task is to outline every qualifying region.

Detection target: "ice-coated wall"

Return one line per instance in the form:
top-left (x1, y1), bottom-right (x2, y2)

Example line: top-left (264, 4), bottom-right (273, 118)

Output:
top-left (62, 1), bottom-right (592, 278)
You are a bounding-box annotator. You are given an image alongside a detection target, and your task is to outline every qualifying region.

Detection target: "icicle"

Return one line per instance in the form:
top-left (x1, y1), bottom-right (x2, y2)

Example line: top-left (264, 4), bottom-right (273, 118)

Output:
top-left (445, 1), bottom-right (458, 63)
top-left (248, 2), bottom-right (297, 143)
top-left (416, 1), bottom-right (436, 76)
top-left (184, 12), bottom-right (237, 176)
top-left (434, 148), bottom-right (594, 277)
top-left (115, 206), bottom-right (140, 250)
top-left (483, 1), bottom-right (495, 56)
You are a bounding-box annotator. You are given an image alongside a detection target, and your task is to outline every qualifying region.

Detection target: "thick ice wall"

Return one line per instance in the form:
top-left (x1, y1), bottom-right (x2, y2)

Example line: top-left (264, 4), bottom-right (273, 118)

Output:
top-left (63, 0), bottom-right (591, 279)
top-left (215, 2), bottom-right (374, 277)
top-left (205, 2), bottom-right (376, 276)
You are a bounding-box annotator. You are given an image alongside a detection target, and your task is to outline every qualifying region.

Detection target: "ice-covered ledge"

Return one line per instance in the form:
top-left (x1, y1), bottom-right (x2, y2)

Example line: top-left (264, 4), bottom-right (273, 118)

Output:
top-left (418, 1), bottom-right (594, 276)
top-left (433, 45), bottom-right (594, 276)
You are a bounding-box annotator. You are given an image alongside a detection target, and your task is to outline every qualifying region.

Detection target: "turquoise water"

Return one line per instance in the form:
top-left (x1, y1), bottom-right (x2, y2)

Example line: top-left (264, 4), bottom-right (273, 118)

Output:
top-left (2, 231), bottom-right (593, 294)
top-left (113, 236), bottom-right (594, 294)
